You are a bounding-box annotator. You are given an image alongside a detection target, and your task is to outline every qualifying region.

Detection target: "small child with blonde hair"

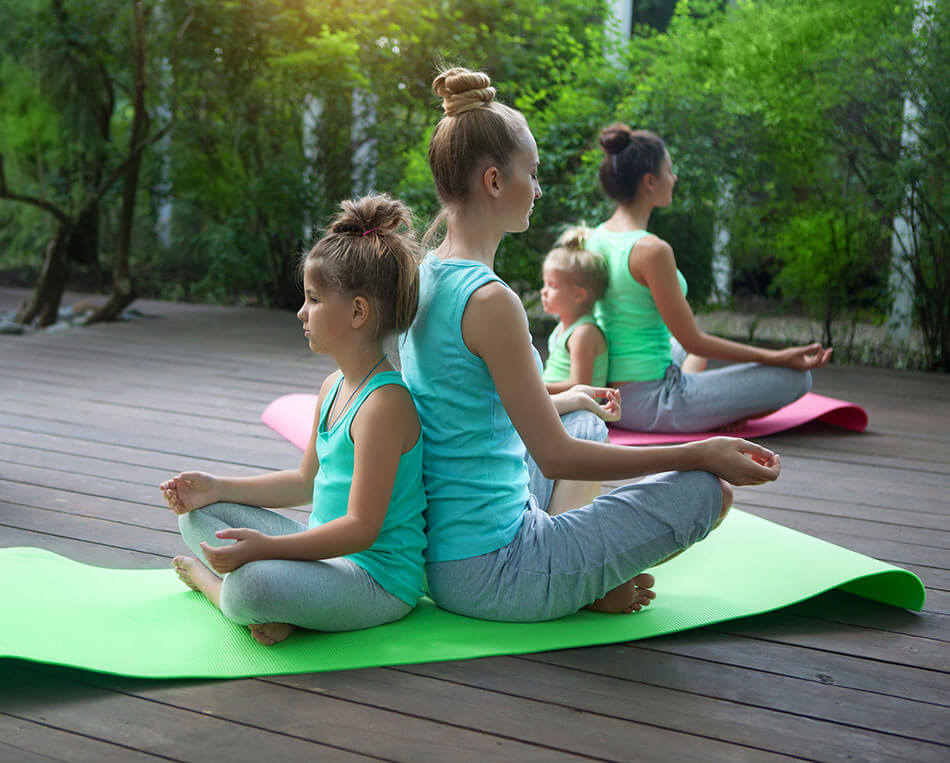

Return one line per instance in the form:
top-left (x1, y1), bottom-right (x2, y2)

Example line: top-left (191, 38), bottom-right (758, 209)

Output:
top-left (541, 225), bottom-right (611, 393)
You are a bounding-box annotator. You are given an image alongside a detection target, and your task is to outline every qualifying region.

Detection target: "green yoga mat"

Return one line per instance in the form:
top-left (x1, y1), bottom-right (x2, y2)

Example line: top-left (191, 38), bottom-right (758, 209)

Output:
top-left (1, 510), bottom-right (923, 679)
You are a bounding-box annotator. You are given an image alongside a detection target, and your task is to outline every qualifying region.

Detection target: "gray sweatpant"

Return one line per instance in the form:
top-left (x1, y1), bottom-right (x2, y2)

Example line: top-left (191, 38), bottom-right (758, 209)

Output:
top-left (178, 503), bottom-right (411, 631)
top-left (427, 410), bottom-right (723, 622)
top-left (613, 339), bottom-right (812, 433)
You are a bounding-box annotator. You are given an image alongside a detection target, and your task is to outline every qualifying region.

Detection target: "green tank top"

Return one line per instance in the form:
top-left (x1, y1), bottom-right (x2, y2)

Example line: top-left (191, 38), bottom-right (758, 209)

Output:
top-left (311, 371), bottom-right (427, 606)
top-left (541, 314), bottom-right (608, 386)
top-left (589, 225), bottom-right (687, 382)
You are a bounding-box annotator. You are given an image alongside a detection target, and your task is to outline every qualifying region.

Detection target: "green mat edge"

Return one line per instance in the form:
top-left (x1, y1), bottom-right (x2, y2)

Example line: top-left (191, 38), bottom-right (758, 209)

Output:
top-left (2, 565), bottom-right (925, 681)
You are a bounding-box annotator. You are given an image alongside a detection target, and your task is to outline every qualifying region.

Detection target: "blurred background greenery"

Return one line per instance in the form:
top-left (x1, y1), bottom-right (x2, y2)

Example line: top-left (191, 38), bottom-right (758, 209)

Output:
top-left (0, 0), bottom-right (946, 369)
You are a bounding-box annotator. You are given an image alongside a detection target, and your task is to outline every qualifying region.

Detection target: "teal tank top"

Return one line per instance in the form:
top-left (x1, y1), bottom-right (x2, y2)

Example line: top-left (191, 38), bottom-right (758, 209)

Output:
top-left (588, 225), bottom-right (687, 382)
top-left (541, 315), bottom-right (608, 386)
top-left (311, 371), bottom-right (427, 605)
top-left (399, 255), bottom-right (530, 563)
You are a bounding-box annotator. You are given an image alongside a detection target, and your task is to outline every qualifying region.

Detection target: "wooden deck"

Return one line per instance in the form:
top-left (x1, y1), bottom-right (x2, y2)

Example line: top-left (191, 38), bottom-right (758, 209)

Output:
top-left (1, 285), bottom-right (947, 762)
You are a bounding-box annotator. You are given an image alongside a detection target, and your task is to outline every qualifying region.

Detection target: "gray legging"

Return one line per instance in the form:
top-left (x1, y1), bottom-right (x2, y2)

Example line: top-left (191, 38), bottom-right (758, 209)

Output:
top-left (178, 503), bottom-right (411, 631)
top-left (427, 410), bottom-right (723, 622)
top-left (613, 339), bottom-right (812, 433)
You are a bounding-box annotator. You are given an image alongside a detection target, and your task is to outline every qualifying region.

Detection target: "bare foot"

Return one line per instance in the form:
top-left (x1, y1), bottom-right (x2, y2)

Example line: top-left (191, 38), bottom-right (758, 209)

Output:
top-left (172, 555), bottom-right (222, 607)
top-left (249, 622), bottom-right (295, 646)
top-left (586, 573), bottom-right (656, 614)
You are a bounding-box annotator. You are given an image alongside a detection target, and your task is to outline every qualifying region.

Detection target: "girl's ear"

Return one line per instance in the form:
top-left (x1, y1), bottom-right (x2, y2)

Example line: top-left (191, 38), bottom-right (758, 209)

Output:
top-left (482, 165), bottom-right (503, 198)
top-left (642, 172), bottom-right (657, 194)
top-left (573, 285), bottom-right (591, 306)
top-left (351, 296), bottom-right (371, 329)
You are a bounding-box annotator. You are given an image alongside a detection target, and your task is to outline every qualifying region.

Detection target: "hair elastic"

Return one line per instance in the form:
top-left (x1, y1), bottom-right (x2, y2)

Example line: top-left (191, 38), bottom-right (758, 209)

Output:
top-left (362, 228), bottom-right (378, 236)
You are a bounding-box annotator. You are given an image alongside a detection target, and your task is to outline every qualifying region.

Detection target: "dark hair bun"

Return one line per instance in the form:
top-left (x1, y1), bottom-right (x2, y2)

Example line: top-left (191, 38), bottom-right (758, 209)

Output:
top-left (599, 123), bottom-right (634, 155)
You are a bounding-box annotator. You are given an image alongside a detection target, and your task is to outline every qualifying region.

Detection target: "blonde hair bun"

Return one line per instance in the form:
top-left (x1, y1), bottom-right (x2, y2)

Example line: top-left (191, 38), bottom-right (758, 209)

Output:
top-left (555, 223), bottom-right (593, 251)
top-left (433, 67), bottom-right (496, 116)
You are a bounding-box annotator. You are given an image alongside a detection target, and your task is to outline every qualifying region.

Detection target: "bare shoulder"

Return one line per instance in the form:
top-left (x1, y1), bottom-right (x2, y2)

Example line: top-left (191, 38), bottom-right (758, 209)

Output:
top-left (463, 280), bottom-right (530, 355)
top-left (631, 234), bottom-right (674, 263)
top-left (467, 280), bottom-right (525, 319)
top-left (351, 380), bottom-right (420, 450)
top-left (569, 321), bottom-right (607, 353)
top-left (630, 235), bottom-right (676, 283)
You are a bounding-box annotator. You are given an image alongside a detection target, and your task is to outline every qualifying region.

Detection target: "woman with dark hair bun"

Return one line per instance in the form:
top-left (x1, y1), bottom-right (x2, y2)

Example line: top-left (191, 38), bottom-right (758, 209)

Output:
top-left (588, 123), bottom-right (832, 433)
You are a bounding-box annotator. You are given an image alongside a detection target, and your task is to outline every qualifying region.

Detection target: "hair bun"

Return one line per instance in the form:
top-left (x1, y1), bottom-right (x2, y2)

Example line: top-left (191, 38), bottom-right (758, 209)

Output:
top-left (433, 67), bottom-right (496, 116)
top-left (331, 193), bottom-right (413, 238)
top-left (556, 223), bottom-right (592, 251)
top-left (599, 123), bottom-right (633, 155)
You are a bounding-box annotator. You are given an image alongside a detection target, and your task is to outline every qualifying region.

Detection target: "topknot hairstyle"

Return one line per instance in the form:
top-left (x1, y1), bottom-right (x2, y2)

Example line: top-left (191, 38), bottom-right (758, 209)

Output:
top-left (544, 224), bottom-right (609, 304)
top-left (434, 68), bottom-right (497, 116)
top-left (428, 66), bottom-right (529, 206)
top-left (598, 123), bottom-right (666, 204)
top-left (302, 193), bottom-right (422, 337)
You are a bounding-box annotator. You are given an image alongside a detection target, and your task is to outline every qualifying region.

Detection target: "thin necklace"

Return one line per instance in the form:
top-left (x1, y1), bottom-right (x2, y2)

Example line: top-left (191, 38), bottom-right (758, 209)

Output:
top-left (326, 355), bottom-right (387, 430)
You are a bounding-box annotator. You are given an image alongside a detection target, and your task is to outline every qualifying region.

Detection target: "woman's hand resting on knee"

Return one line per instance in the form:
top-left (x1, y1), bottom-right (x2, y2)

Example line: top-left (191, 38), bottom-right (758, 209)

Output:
top-left (160, 471), bottom-right (221, 515)
top-left (686, 437), bottom-right (782, 486)
top-left (769, 343), bottom-right (833, 371)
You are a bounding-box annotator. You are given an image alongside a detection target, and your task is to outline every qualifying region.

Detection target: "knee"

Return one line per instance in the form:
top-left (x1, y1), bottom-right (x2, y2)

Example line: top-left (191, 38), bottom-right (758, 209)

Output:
top-left (220, 561), bottom-right (278, 624)
top-left (563, 410), bottom-right (609, 444)
top-left (177, 502), bottom-right (225, 532)
top-left (801, 370), bottom-right (813, 396)
top-left (177, 507), bottom-right (208, 537)
top-left (714, 479), bottom-right (733, 530)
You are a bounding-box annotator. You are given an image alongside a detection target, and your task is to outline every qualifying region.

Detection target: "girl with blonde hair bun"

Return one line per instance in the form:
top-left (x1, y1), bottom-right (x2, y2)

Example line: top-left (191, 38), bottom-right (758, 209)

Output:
top-left (399, 67), bottom-right (782, 622)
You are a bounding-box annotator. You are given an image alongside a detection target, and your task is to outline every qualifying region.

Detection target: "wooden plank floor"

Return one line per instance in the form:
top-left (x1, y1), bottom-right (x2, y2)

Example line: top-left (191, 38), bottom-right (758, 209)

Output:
top-left (1, 286), bottom-right (948, 762)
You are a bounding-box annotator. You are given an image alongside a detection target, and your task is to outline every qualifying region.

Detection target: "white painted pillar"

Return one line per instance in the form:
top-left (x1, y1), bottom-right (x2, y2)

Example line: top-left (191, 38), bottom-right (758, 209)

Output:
top-left (887, 0), bottom-right (932, 345)
top-left (301, 94), bottom-right (322, 239)
top-left (351, 89), bottom-right (377, 195)
top-left (606, 0), bottom-right (633, 57)
top-left (710, 181), bottom-right (733, 304)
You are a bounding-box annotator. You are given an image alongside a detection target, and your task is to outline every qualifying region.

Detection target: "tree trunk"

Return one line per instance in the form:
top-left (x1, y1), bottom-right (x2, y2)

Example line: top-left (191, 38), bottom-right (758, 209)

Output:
top-left (16, 224), bottom-right (71, 327)
top-left (89, 1), bottom-right (147, 324)
top-left (67, 192), bottom-right (100, 268)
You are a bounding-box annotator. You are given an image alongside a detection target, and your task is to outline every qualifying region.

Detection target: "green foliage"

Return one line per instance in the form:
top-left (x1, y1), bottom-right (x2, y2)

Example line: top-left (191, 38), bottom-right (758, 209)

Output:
top-left (1, 0), bottom-right (946, 368)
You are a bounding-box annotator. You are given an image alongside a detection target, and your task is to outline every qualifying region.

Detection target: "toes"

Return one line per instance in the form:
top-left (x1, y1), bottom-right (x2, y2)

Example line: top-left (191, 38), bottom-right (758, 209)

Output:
top-left (633, 573), bottom-right (655, 589)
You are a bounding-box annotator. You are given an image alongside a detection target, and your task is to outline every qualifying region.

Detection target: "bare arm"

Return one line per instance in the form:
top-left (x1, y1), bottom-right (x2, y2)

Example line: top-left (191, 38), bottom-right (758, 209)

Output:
top-left (634, 237), bottom-right (832, 370)
top-left (200, 383), bottom-right (420, 574)
top-left (462, 283), bottom-right (781, 485)
top-left (160, 373), bottom-right (334, 513)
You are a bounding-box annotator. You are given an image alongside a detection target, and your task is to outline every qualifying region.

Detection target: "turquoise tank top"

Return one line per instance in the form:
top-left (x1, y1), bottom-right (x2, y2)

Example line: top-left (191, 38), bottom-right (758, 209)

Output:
top-left (588, 225), bottom-right (687, 382)
top-left (541, 315), bottom-right (608, 386)
top-left (399, 255), bottom-right (530, 563)
top-left (311, 371), bottom-right (427, 605)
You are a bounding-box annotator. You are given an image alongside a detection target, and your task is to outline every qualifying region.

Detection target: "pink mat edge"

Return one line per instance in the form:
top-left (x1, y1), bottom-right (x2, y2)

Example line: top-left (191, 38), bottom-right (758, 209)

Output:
top-left (262, 392), bottom-right (868, 450)
top-left (607, 393), bottom-right (868, 445)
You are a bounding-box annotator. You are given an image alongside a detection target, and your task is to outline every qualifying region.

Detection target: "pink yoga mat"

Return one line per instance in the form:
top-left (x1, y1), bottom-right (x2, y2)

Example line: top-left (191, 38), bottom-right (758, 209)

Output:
top-left (608, 392), bottom-right (867, 445)
top-left (261, 392), bottom-right (867, 450)
top-left (262, 393), bottom-right (318, 450)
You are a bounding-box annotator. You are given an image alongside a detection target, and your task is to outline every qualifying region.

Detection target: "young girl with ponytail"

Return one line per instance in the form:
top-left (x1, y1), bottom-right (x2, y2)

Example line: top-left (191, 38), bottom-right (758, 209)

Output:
top-left (160, 194), bottom-right (427, 645)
